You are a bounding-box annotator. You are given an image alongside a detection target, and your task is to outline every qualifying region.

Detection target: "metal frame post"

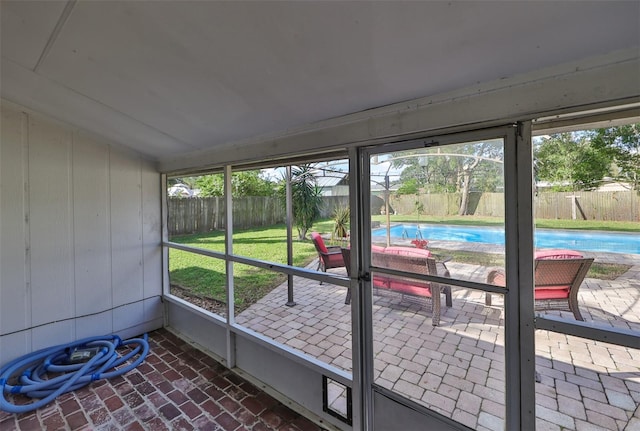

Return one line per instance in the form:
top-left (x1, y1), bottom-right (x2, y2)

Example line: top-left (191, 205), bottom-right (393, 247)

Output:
top-left (285, 165), bottom-right (295, 306)
top-left (503, 122), bottom-right (536, 430)
top-left (224, 165), bottom-right (237, 368)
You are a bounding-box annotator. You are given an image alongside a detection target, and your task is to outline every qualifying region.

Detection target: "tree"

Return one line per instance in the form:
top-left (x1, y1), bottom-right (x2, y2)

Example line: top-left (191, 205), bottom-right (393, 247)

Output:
top-left (535, 132), bottom-right (612, 191)
top-left (196, 170), bottom-right (276, 197)
top-left (395, 178), bottom-right (420, 195)
top-left (195, 174), bottom-right (224, 196)
top-left (331, 206), bottom-right (350, 243)
top-left (280, 165), bottom-right (322, 240)
top-left (392, 152), bottom-right (458, 194)
top-left (589, 123), bottom-right (640, 190)
top-left (232, 171), bottom-right (277, 196)
top-left (390, 140), bottom-right (503, 215)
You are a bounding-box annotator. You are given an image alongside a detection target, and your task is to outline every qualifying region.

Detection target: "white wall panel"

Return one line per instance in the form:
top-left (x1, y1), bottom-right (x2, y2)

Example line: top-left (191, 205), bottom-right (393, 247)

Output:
top-left (28, 116), bottom-right (74, 326)
top-left (113, 301), bottom-right (144, 334)
top-left (116, 320), bottom-right (162, 342)
top-left (0, 101), bottom-right (163, 365)
top-left (235, 334), bottom-right (347, 430)
top-left (72, 133), bottom-right (112, 315)
top-left (0, 331), bottom-right (30, 367)
top-left (74, 311), bottom-right (113, 339)
top-left (0, 106), bottom-right (29, 334)
top-left (31, 320), bottom-right (74, 352)
top-left (110, 150), bottom-right (144, 307)
top-left (143, 296), bottom-right (163, 323)
top-left (166, 300), bottom-right (228, 360)
top-left (141, 162), bottom-right (162, 303)
top-left (373, 391), bottom-right (460, 431)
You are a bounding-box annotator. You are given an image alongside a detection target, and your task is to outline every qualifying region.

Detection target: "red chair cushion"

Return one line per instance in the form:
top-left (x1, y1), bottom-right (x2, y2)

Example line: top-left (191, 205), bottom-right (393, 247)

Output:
top-left (535, 287), bottom-right (571, 299)
top-left (325, 253), bottom-right (344, 267)
top-left (373, 274), bottom-right (432, 297)
top-left (535, 249), bottom-right (583, 260)
top-left (311, 232), bottom-right (328, 253)
top-left (383, 246), bottom-right (432, 258)
top-left (371, 245), bottom-right (386, 253)
top-left (387, 279), bottom-right (432, 297)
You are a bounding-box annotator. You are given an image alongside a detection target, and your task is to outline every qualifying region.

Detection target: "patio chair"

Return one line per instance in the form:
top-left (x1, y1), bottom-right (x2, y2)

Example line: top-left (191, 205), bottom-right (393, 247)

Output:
top-left (485, 257), bottom-right (594, 320)
top-left (342, 247), bottom-right (451, 326)
top-left (341, 248), bottom-right (353, 305)
top-left (311, 232), bottom-right (345, 278)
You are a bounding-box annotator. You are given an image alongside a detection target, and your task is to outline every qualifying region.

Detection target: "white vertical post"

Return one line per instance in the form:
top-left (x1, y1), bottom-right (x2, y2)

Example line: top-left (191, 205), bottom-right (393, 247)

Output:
top-left (350, 147), bottom-right (374, 430)
top-left (224, 165), bottom-right (236, 368)
top-left (566, 195), bottom-right (580, 220)
top-left (160, 174), bottom-right (170, 327)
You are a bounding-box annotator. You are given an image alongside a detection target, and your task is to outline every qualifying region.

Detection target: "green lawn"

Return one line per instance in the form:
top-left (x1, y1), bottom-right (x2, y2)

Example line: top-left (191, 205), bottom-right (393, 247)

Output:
top-left (169, 225), bottom-right (318, 311)
top-left (169, 217), bottom-right (634, 311)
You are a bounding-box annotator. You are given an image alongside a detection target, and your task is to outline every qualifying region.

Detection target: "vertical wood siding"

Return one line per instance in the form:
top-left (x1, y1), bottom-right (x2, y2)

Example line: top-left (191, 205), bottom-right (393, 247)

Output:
top-left (0, 102), bottom-right (163, 364)
top-left (72, 135), bottom-right (111, 316)
top-left (0, 108), bottom-right (30, 336)
top-left (28, 115), bottom-right (74, 328)
top-left (110, 150), bottom-right (144, 308)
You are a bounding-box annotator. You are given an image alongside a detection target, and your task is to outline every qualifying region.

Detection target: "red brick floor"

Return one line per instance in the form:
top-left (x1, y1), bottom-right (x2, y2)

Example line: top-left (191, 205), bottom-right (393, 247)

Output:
top-left (0, 329), bottom-right (326, 431)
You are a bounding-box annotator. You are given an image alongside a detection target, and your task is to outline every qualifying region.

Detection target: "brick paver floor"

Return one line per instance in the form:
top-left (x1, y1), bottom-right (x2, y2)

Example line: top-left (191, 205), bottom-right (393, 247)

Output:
top-left (236, 250), bottom-right (640, 431)
top-left (0, 329), bottom-right (326, 431)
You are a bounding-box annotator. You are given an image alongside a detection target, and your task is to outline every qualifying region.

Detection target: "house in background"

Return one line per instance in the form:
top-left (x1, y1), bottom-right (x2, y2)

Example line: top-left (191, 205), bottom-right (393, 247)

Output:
top-left (596, 180), bottom-right (633, 192)
top-left (316, 174), bottom-right (349, 196)
top-left (1, 1), bottom-right (639, 430)
top-left (167, 184), bottom-right (201, 198)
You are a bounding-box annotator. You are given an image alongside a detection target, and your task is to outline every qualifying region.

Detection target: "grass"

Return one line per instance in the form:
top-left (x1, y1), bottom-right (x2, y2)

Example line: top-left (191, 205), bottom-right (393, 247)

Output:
top-left (587, 263), bottom-right (632, 280)
top-left (169, 224), bottom-right (317, 312)
top-left (169, 217), bottom-right (634, 311)
top-left (429, 248), bottom-right (630, 280)
top-left (429, 248), bottom-right (504, 267)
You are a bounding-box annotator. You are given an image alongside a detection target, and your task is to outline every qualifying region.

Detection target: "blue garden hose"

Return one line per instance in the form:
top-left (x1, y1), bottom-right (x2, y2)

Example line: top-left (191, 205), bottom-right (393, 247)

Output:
top-left (0, 333), bottom-right (149, 414)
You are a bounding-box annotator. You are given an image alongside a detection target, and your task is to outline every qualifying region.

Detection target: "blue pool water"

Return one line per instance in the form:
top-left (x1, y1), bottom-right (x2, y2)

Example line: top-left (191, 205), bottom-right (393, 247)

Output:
top-left (372, 224), bottom-right (640, 255)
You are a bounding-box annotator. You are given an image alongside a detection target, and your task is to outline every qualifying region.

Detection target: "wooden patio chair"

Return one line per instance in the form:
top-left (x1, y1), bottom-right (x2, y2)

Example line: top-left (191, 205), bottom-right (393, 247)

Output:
top-left (341, 248), bottom-right (353, 305)
top-left (311, 232), bottom-right (345, 275)
top-left (342, 248), bottom-right (451, 326)
top-left (485, 257), bottom-right (594, 320)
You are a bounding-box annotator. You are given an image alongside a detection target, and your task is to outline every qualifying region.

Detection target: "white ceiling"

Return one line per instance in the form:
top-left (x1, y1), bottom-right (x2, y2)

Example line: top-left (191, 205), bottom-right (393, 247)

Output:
top-left (2, 1), bottom-right (639, 163)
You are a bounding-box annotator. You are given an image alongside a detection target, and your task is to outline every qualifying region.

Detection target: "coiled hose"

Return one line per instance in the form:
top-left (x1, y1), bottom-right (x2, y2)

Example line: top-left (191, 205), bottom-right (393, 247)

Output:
top-left (0, 333), bottom-right (149, 414)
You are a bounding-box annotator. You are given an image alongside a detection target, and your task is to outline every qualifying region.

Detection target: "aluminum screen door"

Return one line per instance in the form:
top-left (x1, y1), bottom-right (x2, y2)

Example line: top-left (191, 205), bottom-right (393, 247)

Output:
top-left (350, 125), bottom-right (535, 430)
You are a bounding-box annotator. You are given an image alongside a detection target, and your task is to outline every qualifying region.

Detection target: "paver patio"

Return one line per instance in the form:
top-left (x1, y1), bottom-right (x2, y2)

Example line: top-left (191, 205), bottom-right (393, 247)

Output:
top-left (236, 251), bottom-right (640, 431)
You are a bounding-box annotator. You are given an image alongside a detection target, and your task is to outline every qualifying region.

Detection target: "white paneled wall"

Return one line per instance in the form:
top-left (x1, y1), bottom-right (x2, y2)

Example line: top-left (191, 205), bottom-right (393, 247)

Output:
top-left (0, 101), bottom-right (163, 365)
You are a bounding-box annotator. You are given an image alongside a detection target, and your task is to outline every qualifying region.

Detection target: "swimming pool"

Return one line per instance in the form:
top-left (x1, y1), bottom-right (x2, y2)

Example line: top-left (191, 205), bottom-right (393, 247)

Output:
top-left (371, 224), bottom-right (640, 254)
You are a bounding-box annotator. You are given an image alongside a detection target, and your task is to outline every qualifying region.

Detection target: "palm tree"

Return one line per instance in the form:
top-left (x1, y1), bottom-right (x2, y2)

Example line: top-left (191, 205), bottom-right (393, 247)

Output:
top-left (284, 165), bottom-right (322, 240)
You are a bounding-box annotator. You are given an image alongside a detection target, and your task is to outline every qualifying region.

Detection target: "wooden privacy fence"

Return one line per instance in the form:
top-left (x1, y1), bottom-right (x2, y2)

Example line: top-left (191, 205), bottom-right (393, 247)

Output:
top-left (390, 193), bottom-right (504, 217)
top-left (168, 196), bottom-right (285, 235)
top-left (534, 191), bottom-right (639, 221)
top-left (169, 191), bottom-right (638, 235)
top-left (390, 194), bottom-right (462, 217)
top-left (168, 195), bottom-right (352, 236)
top-left (391, 191), bottom-right (639, 221)
top-left (168, 197), bottom-right (224, 235)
